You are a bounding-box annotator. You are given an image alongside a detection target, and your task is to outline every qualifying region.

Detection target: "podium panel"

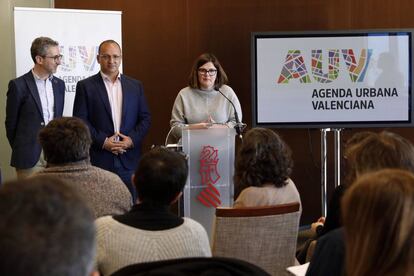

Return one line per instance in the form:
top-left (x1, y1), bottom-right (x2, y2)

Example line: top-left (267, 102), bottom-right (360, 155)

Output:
top-left (181, 127), bottom-right (236, 238)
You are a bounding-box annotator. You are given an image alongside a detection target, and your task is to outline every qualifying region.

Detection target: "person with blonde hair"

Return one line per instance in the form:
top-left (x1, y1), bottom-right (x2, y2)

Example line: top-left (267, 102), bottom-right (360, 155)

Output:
top-left (342, 169), bottom-right (414, 276)
top-left (306, 131), bottom-right (414, 275)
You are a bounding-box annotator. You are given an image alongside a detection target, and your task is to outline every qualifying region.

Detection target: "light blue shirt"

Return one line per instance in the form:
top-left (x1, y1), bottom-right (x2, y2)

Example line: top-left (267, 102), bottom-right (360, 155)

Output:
top-left (32, 70), bottom-right (55, 125)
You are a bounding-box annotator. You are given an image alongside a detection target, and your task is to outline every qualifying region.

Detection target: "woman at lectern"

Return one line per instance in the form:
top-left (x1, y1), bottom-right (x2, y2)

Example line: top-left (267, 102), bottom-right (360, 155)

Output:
top-left (169, 53), bottom-right (242, 143)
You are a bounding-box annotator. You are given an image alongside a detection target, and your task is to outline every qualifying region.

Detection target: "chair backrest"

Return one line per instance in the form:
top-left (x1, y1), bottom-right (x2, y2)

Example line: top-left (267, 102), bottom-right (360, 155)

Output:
top-left (212, 202), bottom-right (301, 276)
top-left (111, 256), bottom-right (270, 276)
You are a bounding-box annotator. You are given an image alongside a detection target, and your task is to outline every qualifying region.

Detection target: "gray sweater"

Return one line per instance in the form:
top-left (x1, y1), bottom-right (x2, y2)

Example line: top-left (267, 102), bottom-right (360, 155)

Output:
top-left (169, 85), bottom-right (242, 142)
top-left (95, 216), bottom-right (212, 275)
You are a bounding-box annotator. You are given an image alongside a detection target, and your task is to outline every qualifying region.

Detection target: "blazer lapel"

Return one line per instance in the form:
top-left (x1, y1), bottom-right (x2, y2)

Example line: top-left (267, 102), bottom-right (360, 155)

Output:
top-left (94, 73), bottom-right (113, 121)
top-left (120, 74), bottom-right (129, 130)
top-left (24, 72), bottom-right (43, 118)
top-left (52, 77), bottom-right (63, 116)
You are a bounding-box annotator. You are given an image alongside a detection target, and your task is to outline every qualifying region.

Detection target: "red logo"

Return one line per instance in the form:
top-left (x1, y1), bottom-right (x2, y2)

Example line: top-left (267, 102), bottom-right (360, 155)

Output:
top-left (197, 145), bottom-right (221, 207)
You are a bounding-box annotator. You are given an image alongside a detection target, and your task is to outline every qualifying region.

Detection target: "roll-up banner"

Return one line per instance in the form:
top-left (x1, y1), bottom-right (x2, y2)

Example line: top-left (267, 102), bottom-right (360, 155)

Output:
top-left (14, 7), bottom-right (122, 116)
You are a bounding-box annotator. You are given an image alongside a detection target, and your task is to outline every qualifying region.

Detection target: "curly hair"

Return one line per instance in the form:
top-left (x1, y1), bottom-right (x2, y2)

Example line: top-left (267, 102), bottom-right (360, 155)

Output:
top-left (38, 117), bottom-right (92, 164)
top-left (234, 128), bottom-right (293, 195)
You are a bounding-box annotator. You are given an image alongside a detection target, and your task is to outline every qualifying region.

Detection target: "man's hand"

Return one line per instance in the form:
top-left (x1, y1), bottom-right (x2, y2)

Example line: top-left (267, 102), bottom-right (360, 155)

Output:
top-left (103, 134), bottom-right (126, 155)
top-left (117, 132), bottom-right (134, 149)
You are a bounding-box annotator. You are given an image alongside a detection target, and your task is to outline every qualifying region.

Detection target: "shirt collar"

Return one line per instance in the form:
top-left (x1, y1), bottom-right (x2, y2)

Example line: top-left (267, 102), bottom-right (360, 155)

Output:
top-left (100, 71), bottom-right (121, 82)
top-left (32, 69), bottom-right (53, 81)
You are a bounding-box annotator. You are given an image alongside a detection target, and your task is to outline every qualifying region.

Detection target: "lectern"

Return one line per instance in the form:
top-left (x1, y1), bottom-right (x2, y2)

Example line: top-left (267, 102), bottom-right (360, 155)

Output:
top-left (181, 127), bottom-right (236, 238)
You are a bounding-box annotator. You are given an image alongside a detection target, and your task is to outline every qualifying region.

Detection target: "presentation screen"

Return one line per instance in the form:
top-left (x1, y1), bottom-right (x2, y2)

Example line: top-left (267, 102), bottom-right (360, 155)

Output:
top-left (251, 30), bottom-right (414, 128)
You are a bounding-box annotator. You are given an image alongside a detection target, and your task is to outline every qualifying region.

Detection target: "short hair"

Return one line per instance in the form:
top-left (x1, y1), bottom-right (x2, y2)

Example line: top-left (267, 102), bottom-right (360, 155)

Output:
top-left (30, 36), bottom-right (59, 63)
top-left (188, 53), bottom-right (228, 90)
top-left (342, 169), bottom-right (414, 275)
top-left (38, 117), bottom-right (92, 164)
top-left (134, 147), bottom-right (188, 205)
top-left (0, 175), bottom-right (96, 276)
top-left (344, 131), bottom-right (414, 184)
top-left (98, 39), bottom-right (121, 54)
top-left (234, 128), bottom-right (293, 195)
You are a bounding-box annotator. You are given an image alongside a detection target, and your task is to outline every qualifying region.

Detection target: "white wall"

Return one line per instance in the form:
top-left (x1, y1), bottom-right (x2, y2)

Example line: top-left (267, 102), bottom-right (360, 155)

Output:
top-left (0, 0), bottom-right (53, 183)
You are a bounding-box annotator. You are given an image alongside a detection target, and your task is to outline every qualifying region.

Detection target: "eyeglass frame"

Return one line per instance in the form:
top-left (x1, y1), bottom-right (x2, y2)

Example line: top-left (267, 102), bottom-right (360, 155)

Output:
top-left (197, 68), bottom-right (218, 76)
top-left (98, 54), bottom-right (122, 61)
top-left (43, 55), bottom-right (63, 62)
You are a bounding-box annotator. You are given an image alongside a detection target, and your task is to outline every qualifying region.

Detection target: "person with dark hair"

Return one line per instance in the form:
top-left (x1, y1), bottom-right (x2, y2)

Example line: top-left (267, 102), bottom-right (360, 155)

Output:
top-left (233, 127), bottom-right (301, 208)
top-left (5, 36), bottom-right (65, 179)
top-left (306, 131), bottom-right (414, 275)
top-left (342, 169), bottom-right (414, 276)
top-left (73, 39), bottom-right (151, 201)
top-left (95, 147), bottom-right (211, 275)
top-left (0, 175), bottom-right (98, 276)
top-left (36, 116), bottom-right (132, 218)
top-left (169, 53), bottom-right (242, 142)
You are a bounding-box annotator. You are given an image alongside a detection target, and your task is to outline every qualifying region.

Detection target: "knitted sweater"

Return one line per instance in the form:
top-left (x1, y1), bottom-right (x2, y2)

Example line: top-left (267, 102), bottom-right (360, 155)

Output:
top-left (95, 216), bottom-right (212, 275)
top-left (169, 85), bottom-right (242, 142)
top-left (234, 178), bottom-right (302, 212)
top-left (36, 160), bottom-right (132, 218)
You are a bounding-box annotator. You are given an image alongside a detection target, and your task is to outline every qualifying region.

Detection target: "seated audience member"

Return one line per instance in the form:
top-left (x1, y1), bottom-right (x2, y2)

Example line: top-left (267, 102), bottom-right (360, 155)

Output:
top-left (233, 127), bottom-right (301, 208)
top-left (95, 147), bottom-right (211, 275)
top-left (0, 175), bottom-right (97, 276)
top-left (342, 169), bottom-right (414, 276)
top-left (297, 131), bottom-right (375, 263)
top-left (306, 131), bottom-right (414, 275)
top-left (36, 117), bottom-right (132, 218)
top-left (311, 131), bottom-right (376, 237)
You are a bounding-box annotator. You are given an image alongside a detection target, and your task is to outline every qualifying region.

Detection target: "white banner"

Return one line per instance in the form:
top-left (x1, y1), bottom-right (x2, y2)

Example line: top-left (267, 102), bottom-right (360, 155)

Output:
top-left (14, 7), bottom-right (122, 116)
top-left (253, 32), bottom-right (412, 127)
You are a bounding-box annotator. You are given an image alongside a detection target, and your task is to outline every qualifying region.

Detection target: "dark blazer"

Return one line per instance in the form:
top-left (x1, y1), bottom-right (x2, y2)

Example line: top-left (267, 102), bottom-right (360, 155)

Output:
top-left (306, 228), bottom-right (345, 276)
top-left (73, 73), bottom-right (151, 171)
top-left (5, 71), bottom-right (65, 169)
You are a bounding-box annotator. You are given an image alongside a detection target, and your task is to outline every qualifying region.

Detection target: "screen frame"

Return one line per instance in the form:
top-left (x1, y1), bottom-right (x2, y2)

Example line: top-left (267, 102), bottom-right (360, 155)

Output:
top-left (251, 29), bottom-right (414, 129)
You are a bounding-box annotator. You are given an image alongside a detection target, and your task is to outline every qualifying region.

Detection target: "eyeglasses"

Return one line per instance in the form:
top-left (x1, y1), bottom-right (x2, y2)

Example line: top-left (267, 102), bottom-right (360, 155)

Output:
top-left (43, 55), bottom-right (63, 62)
top-left (198, 68), bottom-right (217, 76)
top-left (99, 54), bottom-right (122, 61)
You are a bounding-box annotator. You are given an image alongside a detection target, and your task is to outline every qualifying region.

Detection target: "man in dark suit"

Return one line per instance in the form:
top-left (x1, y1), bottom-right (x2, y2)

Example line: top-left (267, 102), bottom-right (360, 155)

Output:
top-left (5, 37), bottom-right (65, 179)
top-left (73, 40), bottom-right (151, 200)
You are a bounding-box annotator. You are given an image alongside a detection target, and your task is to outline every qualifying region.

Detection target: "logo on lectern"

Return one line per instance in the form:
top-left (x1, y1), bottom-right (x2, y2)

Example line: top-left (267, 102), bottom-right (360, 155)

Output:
top-left (197, 145), bottom-right (221, 208)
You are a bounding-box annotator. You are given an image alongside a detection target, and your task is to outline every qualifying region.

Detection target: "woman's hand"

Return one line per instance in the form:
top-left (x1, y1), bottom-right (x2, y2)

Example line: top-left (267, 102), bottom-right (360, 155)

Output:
top-left (188, 122), bottom-right (211, 129)
top-left (311, 216), bottom-right (325, 233)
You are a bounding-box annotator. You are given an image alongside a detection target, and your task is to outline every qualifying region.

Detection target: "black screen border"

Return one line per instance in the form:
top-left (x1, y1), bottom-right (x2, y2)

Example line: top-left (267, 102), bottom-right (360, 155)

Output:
top-left (251, 29), bottom-right (414, 129)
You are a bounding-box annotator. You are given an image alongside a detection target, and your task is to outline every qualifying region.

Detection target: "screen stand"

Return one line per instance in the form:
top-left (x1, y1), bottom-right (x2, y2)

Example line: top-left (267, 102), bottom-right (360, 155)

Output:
top-left (320, 128), bottom-right (342, 217)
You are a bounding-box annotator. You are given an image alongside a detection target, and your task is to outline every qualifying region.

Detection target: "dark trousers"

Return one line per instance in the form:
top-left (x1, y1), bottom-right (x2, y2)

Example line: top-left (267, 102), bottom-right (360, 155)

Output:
top-left (114, 157), bottom-right (137, 202)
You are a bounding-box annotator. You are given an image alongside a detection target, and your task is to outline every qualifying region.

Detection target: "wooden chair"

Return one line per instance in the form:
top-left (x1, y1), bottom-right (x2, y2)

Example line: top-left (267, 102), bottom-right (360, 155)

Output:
top-left (212, 202), bottom-right (301, 276)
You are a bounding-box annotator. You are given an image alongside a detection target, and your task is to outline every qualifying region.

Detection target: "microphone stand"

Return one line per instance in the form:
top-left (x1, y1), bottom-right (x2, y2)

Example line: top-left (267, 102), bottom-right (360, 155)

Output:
top-left (216, 88), bottom-right (244, 139)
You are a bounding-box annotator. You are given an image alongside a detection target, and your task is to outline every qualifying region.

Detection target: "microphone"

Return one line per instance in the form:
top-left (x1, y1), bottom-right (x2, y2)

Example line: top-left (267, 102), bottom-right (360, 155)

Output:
top-left (164, 114), bottom-right (189, 146)
top-left (215, 88), bottom-right (243, 139)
